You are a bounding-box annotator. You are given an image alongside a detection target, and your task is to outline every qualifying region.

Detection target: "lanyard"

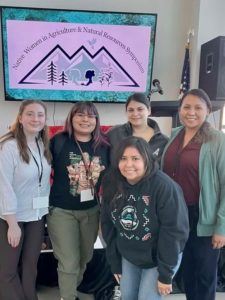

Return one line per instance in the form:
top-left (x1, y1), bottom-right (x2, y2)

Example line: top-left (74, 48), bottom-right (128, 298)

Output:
top-left (75, 139), bottom-right (95, 195)
top-left (28, 138), bottom-right (43, 187)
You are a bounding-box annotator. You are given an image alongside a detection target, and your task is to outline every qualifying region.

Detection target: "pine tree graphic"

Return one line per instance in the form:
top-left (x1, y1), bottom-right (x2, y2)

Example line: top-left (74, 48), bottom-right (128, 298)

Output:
top-left (58, 71), bottom-right (68, 86)
top-left (47, 61), bottom-right (57, 85)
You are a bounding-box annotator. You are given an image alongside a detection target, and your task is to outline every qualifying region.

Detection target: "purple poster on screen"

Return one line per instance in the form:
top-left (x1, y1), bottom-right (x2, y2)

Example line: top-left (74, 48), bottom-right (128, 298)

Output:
top-left (7, 20), bottom-right (151, 92)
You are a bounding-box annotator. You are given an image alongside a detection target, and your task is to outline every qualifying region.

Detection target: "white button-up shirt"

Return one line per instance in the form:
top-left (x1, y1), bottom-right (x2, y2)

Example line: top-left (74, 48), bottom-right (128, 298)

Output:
top-left (0, 139), bottom-right (51, 222)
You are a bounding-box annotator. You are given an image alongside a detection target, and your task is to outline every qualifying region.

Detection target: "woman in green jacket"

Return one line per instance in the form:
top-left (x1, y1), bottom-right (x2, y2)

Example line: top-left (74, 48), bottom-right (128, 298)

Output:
top-left (162, 88), bottom-right (225, 300)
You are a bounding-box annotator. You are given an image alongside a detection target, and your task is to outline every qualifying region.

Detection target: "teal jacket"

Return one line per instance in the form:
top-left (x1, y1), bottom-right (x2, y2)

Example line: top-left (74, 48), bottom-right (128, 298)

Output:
top-left (161, 126), bottom-right (225, 237)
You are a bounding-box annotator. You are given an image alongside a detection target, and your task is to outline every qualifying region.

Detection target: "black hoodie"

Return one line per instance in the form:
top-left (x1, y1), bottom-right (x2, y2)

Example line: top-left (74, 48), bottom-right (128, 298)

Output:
top-left (107, 119), bottom-right (168, 164)
top-left (101, 165), bottom-right (189, 284)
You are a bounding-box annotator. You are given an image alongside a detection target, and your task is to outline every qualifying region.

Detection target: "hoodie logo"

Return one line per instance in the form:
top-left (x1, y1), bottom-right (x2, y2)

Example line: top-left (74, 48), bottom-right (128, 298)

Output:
top-left (120, 205), bottom-right (139, 230)
top-left (152, 148), bottom-right (160, 157)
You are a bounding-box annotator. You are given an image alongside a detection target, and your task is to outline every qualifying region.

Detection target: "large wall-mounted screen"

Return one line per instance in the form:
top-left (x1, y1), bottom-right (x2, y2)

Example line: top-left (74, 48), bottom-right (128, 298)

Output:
top-left (1, 6), bottom-right (157, 103)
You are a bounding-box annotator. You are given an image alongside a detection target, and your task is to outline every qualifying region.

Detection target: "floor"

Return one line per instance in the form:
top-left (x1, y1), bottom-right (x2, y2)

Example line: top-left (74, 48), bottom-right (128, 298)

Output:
top-left (37, 285), bottom-right (225, 300)
top-left (37, 286), bottom-right (94, 300)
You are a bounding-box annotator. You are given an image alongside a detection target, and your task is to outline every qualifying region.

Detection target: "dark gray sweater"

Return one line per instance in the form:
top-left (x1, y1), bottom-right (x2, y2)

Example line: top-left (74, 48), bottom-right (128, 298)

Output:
top-left (107, 118), bottom-right (168, 164)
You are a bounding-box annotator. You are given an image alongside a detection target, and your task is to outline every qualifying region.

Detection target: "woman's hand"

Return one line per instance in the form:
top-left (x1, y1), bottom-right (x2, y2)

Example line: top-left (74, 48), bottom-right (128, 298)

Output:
top-left (7, 223), bottom-right (21, 247)
top-left (5, 215), bottom-right (22, 248)
top-left (212, 234), bottom-right (225, 249)
top-left (157, 280), bottom-right (172, 296)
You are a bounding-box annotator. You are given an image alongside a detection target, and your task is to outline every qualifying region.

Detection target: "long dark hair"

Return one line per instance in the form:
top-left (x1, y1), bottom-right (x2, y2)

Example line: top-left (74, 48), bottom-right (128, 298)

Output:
top-left (0, 100), bottom-right (51, 164)
top-left (103, 136), bottom-right (155, 207)
top-left (125, 92), bottom-right (150, 110)
top-left (64, 101), bottom-right (109, 150)
top-left (179, 88), bottom-right (212, 143)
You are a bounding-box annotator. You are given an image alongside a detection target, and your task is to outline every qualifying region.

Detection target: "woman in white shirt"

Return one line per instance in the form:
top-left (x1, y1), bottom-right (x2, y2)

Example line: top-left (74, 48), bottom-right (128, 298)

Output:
top-left (0, 100), bottom-right (51, 300)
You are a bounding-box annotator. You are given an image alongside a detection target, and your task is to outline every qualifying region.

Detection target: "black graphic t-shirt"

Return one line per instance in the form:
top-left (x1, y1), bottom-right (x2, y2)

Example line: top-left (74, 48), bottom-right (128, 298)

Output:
top-left (67, 152), bottom-right (105, 197)
top-left (50, 134), bottom-right (109, 210)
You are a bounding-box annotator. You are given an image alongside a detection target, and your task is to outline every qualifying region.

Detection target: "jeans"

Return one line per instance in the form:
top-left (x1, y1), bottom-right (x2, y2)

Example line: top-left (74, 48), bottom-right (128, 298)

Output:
top-left (120, 255), bottom-right (182, 300)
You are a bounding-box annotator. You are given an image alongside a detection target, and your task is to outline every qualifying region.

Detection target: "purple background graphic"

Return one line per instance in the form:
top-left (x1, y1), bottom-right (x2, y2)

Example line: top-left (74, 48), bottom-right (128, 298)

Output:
top-left (7, 20), bottom-right (151, 92)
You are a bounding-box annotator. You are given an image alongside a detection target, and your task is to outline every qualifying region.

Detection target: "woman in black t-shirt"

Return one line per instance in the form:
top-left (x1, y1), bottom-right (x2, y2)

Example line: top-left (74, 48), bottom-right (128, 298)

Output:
top-left (47, 101), bottom-right (109, 300)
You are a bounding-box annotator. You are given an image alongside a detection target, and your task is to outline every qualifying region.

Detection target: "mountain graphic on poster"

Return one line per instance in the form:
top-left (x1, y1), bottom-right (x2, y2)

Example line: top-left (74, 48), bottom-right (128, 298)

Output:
top-left (19, 45), bottom-right (139, 88)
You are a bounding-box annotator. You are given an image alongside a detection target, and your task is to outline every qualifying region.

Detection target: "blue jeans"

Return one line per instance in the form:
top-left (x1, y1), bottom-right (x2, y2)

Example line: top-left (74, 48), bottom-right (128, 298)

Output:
top-left (120, 255), bottom-right (182, 300)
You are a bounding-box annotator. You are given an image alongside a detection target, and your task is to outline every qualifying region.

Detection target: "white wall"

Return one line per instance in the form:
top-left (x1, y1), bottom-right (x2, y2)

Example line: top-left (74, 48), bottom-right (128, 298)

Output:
top-left (191, 0), bottom-right (225, 87)
top-left (0, 0), bottom-right (197, 136)
top-left (191, 0), bottom-right (225, 129)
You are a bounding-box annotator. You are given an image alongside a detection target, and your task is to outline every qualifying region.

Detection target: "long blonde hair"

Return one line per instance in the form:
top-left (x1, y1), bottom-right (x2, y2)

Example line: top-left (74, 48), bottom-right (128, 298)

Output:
top-left (0, 100), bottom-right (51, 164)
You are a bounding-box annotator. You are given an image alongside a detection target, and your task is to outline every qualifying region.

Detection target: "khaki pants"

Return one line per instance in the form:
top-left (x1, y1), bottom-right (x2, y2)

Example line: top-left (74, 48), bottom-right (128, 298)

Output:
top-left (47, 206), bottom-right (99, 300)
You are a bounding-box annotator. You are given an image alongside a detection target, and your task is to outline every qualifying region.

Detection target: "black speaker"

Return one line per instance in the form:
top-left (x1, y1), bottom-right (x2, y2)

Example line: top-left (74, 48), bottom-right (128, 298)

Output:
top-left (199, 36), bottom-right (225, 100)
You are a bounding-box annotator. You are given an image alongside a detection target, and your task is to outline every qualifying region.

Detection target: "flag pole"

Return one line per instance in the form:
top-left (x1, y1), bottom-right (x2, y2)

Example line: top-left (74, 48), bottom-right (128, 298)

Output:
top-left (187, 29), bottom-right (194, 45)
top-left (178, 29), bottom-right (194, 99)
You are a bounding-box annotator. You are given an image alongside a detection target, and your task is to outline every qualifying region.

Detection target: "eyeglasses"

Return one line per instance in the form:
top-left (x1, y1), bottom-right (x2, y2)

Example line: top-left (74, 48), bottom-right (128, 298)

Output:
top-left (74, 113), bottom-right (97, 120)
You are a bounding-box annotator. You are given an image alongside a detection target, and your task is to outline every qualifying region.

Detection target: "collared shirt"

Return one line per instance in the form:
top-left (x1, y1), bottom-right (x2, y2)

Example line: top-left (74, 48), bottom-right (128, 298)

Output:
top-left (163, 130), bottom-right (201, 206)
top-left (0, 139), bottom-right (51, 221)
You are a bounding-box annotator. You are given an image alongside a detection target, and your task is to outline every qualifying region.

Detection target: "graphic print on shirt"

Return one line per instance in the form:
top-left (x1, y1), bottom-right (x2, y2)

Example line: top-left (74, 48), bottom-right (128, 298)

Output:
top-left (120, 205), bottom-right (139, 230)
top-left (67, 152), bottom-right (105, 196)
top-left (112, 194), bottom-right (152, 241)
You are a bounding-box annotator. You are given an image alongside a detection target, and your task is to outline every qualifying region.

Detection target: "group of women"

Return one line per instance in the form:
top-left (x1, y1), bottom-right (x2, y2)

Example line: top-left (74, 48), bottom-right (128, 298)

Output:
top-left (0, 89), bottom-right (225, 300)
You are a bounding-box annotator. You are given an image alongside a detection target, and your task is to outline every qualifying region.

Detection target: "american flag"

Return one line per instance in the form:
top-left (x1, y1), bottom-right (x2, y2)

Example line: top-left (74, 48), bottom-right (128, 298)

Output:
top-left (179, 43), bottom-right (190, 98)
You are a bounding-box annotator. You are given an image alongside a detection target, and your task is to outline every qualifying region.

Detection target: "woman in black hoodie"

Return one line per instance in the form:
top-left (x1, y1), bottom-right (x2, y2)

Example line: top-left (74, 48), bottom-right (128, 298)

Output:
top-left (101, 136), bottom-right (189, 300)
top-left (107, 93), bottom-right (168, 164)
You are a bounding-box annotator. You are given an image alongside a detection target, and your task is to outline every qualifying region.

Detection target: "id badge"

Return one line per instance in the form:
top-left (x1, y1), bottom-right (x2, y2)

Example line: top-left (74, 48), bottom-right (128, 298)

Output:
top-left (81, 189), bottom-right (94, 202)
top-left (33, 196), bottom-right (49, 209)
